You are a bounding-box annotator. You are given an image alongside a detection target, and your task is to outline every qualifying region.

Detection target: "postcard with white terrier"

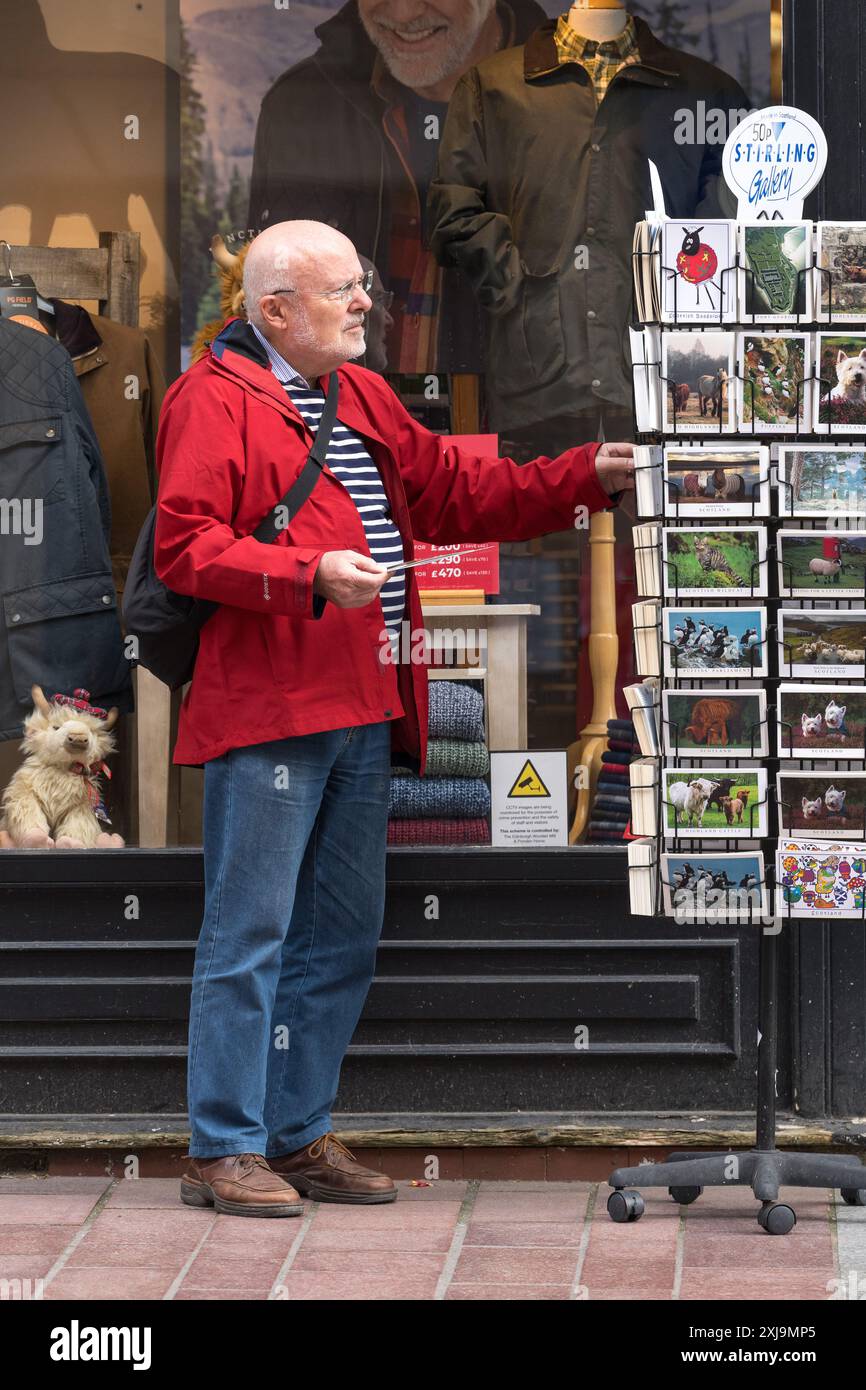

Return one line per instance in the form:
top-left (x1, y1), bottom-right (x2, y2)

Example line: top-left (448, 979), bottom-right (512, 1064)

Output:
top-left (815, 335), bottom-right (866, 432)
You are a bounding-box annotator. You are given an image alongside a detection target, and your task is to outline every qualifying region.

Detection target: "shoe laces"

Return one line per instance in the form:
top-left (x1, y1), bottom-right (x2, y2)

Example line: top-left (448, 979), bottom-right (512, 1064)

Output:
top-left (308, 1133), bottom-right (356, 1167)
top-left (235, 1152), bottom-right (270, 1176)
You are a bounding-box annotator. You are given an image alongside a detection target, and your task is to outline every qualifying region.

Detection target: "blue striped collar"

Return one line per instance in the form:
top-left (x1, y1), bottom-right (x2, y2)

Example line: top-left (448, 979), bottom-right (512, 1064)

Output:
top-left (248, 320), bottom-right (312, 389)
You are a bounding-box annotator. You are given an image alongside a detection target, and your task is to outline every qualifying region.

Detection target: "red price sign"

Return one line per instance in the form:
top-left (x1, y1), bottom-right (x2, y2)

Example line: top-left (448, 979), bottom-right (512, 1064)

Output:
top-left (414, 435), bottom-right (500, 593)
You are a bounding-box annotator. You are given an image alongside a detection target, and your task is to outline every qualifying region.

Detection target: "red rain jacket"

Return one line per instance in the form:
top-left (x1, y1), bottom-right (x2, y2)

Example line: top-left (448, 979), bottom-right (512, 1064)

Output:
top-left (153, 316), bottom-right (614, 769)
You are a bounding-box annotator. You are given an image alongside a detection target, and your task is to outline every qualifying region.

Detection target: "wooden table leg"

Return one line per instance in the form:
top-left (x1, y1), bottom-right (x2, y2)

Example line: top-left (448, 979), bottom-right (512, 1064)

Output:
top-left (134, 666), bottom-right (173, 847)
top-left (486, 615), bottom-right (527, 751)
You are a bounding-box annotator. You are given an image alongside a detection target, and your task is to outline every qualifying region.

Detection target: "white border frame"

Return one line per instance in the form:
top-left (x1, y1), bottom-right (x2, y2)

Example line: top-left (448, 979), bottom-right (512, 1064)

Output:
top-left (661, 687), bottom-right (769, 759)
top-left (662, 525), bottom-right (768, 599)
top-left (662, 766), bottom-right (768, 839)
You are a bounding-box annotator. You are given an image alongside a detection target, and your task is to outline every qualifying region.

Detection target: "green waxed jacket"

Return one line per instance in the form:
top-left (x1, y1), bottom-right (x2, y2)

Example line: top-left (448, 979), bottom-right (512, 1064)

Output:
top-left (429, 16), bottom-right (748, 432)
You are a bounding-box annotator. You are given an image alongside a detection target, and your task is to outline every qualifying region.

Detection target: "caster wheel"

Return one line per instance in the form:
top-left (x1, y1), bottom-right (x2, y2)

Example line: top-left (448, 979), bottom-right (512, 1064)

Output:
top-left (840, 1188), bottom-right (866, 1206)
top-left (758, 1202), bottom-right (796, 1235)
top-left (669, 1185), bottom-right (703, 1205)
top-left (607, 1189), bottom-right (645, 1223)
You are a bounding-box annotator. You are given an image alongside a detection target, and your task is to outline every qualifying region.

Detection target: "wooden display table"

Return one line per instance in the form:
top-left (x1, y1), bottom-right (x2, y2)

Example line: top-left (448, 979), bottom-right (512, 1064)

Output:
top-left (420, 602), bottom-right (539, 751)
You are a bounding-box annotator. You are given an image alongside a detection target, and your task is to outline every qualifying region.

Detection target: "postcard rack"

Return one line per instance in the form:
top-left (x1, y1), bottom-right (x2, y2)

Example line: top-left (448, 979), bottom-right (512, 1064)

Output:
top-left (609, 216), bottom-right (866, 1232)
top-left (628, 229), bottom-right (866, 928)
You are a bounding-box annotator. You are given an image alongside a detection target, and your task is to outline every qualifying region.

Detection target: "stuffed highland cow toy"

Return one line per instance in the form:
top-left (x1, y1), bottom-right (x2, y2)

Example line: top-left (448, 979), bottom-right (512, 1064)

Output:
top-left (0, 685), bottom-right (124, 849)
top-left (189, 232), bottom-right (252, 365)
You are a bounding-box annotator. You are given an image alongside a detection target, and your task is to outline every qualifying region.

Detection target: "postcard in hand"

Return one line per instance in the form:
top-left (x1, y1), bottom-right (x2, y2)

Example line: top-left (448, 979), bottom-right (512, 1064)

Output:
top-left (664, 607), bottom-right (768, 678)
top-left (663, 446), bottom-right (770, 518)
top-left (777, 771), bottom-right (866, 839)
top-left (662, 767), bottom-right (768, 839)
top-left (662, 331), bottom-right (735, 434)
top-left (662, 526), bottom-right (767, 599)
top-left (777, 529), bottom-right (866, 598)
top-left (777, 610), bottom-right (866, 680)
top-left (662, 688), bottom-right (768, 759)
top-left (777, 684), bottom-right (866, 759)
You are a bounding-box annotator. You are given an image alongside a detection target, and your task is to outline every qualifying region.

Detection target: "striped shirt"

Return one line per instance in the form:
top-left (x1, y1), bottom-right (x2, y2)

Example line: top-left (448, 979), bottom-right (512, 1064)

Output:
top-left (249, 321), bottom-right (406, 637)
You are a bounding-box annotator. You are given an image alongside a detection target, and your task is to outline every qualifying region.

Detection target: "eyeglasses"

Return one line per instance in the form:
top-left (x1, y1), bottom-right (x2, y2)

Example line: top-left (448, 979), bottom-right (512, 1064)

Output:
top-left (268, 270), bottom-right (375, 303)
top-left (372, 289), bottom-right (394, 310)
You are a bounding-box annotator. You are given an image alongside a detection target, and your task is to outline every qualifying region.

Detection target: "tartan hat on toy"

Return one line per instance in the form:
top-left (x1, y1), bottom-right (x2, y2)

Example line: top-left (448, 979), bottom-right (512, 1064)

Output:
top-left (49, 688), bottom-right (109, 720)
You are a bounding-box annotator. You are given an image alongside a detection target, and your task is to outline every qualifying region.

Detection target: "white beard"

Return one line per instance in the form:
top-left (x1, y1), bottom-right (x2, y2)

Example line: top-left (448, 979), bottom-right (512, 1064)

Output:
top-left (360, 4), bottom-right (494, 92)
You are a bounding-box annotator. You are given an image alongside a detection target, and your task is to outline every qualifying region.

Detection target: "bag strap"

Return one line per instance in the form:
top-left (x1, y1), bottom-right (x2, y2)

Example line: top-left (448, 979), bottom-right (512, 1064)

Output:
top-left (251, 369), bottom-right (339, 545)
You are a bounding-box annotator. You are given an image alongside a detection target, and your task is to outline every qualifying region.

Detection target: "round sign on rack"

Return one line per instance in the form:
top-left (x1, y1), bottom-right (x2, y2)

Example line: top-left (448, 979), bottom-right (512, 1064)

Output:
top-left (722, 106), bottom-right (827, 218)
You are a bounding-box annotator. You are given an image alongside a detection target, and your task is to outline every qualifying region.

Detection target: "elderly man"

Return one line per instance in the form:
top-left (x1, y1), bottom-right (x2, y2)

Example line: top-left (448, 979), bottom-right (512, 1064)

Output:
top-left (247, 0), bottom-right (547, 374)
top-left (154, 220), bottom-right (633, 1217)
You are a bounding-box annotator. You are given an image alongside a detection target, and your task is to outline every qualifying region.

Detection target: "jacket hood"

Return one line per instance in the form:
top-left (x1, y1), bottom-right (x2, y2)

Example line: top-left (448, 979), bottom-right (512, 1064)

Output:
top-left (210, 314), bottom-right (270, 371)
top-left (208, 316), bottom-right (313, 421)
top-left (48, 297), bottom-right (102, 359)
top-left (208, 317), bottom-right (341, 433)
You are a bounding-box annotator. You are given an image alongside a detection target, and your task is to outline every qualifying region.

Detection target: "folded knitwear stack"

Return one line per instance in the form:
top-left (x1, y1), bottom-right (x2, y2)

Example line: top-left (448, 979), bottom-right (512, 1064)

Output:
top-left (388, 681), bottom-right (491, 845)
top-left (586, 717), bottom-right (641, 844)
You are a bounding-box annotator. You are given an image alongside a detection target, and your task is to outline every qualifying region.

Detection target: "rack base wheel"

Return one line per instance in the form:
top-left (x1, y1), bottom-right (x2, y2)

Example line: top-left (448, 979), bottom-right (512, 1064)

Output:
top-left (607, 1189), bottom-right (645, 1223)
top-left (757, 1201), bottom-right (796, 1235)
top-left (669, 1185), bottom-right (703, 1205)
top-left (840, 1188), bottom-right (866, 1206)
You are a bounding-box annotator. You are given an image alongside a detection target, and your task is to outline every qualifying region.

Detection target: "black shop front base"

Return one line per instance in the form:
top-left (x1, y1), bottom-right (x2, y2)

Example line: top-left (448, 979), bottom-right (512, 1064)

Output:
top-left (1, 845), bottom-right (866, 1188)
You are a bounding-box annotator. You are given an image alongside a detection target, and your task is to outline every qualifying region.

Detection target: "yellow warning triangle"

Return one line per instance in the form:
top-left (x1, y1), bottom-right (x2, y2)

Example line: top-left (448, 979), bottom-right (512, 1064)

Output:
top-left (507, 759), bottom-right (551, 798)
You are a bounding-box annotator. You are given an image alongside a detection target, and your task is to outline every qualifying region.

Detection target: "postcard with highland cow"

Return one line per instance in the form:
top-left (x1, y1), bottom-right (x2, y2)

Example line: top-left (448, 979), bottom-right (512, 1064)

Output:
top-left (662, 526), bottom-right (768, 599)
top-left (777, 684), bottom-right (866, 759)
top-left (777, 610), bottom-right (866, 680)
top-left (662, 688), bottom-right (768, 759)
top-left (777, 771), bottom-right (866, 840)
top-left (776, 842), bottom-right (866, 919)
top-left (661, 331), bottom-right (735, 434)
top-left (662, 767), bottom-right (768, 840)
top-left (777, 529), bottom-right (866, 598)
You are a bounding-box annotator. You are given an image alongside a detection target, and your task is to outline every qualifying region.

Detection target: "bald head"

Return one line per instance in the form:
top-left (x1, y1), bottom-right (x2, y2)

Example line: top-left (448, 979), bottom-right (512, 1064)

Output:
top-left (241, 221), bottom-right (372, 381)
top-left (243, 222), bottom-right (354, 327)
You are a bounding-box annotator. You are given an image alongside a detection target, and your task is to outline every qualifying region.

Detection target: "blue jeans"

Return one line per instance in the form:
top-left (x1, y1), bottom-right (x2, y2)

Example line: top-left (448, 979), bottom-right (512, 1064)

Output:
top-left (186, 722), bottom-right (392, 1158)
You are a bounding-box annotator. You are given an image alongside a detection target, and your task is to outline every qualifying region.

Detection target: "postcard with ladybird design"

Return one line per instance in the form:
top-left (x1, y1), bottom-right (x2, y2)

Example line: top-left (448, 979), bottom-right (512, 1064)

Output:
top-left (661, 220), bottom-right (737, 324)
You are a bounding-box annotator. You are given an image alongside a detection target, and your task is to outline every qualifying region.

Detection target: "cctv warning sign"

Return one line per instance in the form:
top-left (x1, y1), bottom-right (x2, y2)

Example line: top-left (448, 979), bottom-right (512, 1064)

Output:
top-left (491, 751), bottom-right (567, 846)
top-left (507, 760), bottom-right (551, 798)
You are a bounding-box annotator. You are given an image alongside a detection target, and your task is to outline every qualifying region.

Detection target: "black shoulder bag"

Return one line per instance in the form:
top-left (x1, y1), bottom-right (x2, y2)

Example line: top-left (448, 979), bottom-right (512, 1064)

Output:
top-left (122, 371), bottom-right (339, 690)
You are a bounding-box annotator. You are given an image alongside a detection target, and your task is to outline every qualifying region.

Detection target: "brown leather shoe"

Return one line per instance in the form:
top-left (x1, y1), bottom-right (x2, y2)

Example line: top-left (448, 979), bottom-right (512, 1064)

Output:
top-left (268, 1133), bottom-right (398, 1204)
top-left (180, 1152), bottom-right (304, 1217)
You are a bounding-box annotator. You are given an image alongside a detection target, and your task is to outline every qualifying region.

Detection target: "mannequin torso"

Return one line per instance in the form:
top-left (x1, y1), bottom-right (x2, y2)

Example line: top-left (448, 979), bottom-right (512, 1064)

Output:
top-left (567, 1), bottom-right (628, 43)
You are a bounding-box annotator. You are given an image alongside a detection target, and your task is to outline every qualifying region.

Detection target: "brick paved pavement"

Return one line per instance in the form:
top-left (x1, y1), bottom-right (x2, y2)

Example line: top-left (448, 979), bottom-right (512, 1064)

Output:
top-left (1, 1176), bottom-right (864, 1300)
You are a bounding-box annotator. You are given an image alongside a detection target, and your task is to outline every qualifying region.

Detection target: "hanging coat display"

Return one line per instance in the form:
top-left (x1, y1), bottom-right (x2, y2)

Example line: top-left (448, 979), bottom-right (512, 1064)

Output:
top-left (0, 317), bottom-right (133, 741)
top-left (429, 15), bottom-right (749, 435)
top-left (44, 298), bottom-right (166, 597)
